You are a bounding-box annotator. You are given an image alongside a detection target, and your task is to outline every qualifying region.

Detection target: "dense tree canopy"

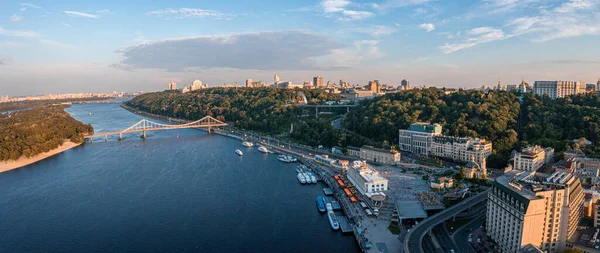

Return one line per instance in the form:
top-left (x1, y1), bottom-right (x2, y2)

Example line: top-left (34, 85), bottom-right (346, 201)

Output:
top-left (0, 97), bottom-right (108, 112)
top-left (0, 106), bottom-right (94, 161)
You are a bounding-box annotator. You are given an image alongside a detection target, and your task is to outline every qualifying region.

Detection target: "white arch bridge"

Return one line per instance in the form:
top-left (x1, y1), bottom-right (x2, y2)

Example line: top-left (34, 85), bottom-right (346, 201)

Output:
top-left (84, 116), bottom-right (227, 141)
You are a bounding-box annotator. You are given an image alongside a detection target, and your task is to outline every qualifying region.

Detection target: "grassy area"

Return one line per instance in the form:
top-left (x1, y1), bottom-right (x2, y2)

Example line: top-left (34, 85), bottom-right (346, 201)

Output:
top-left (388, 221), bottom-right (401, 234)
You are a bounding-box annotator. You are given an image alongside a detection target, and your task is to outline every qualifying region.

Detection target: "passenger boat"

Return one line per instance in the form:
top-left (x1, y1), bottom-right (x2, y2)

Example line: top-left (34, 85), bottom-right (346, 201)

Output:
top-left (327, 210), bottom-right (339, 230)
top-left (235, 149), bottom-right (243, 156)
top-left (278, 155), bottom-right (291, 162)
top-left (258, 146), bottom-right (269, 153)
top-left (297, 173), bottom-right (307, 184)
top-left (316, 196), bottom-right (326, 213)
top-left (242, 141), bottom-right (254, 147)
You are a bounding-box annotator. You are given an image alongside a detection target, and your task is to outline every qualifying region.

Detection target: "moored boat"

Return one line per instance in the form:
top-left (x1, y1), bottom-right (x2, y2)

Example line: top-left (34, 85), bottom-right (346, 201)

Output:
top-left (242, 141), bottom-right (254, 147)
top-left (327, 211), bottom-right (339, 230)
top-left (316, 196), bottom-right (326, 213)
top-left (310, 173), bottom-right (317, 184)
top-left (258, 146), bottom-right (269, 153)
top-left (297, 173), bottom-right (306, 184)
top-left (235, 149), bottom-right (243, 156)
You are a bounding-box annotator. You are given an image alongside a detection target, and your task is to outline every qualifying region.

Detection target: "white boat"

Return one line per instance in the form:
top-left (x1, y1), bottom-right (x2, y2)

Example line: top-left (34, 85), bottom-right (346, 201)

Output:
top-left (242, 141), bottom-right (254, 147)
top-left (297, 173), bottom-right (307, 184)
top-left (235, 149), bottom-right (243, 156)
top-left (303, 173), bottom-right (311, 183)
top-left (310, 173), bottom-right (317, 184)
top-left (327, 211), bottom-right (339, 230)
top-left (278, 155), bottom-right (290, 162)
top-left (326, 203), bottom-right (333, 212)
top-left (258, 146), bottom-right (269, 153)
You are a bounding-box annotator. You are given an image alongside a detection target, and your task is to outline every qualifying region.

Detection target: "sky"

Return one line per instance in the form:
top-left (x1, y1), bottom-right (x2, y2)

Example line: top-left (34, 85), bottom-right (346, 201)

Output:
top-left (0, 0), bottom-right (599, 96)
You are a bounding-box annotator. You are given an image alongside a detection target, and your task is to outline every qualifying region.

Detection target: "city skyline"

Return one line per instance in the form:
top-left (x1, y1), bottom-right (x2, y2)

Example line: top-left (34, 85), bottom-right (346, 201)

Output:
top-left (1, 0), bottom-right (600, 96)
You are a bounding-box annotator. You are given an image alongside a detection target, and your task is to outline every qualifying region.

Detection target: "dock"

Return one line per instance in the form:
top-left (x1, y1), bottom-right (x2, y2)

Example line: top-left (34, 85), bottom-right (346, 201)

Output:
top-left (323, 188), bottom-right (334, 196)
top-left (323, 196), bottom-right (342, 211)
top-left (337, 215), bottom-right (353, 233)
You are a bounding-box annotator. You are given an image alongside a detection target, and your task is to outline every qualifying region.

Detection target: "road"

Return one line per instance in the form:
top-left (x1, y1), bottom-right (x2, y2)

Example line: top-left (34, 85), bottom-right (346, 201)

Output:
top-left (434, 224), bottom-right (459, 253)
top-left (452, 212), bottom-right (485, 253)
top-left (404, 190), bottom-right (489, 253)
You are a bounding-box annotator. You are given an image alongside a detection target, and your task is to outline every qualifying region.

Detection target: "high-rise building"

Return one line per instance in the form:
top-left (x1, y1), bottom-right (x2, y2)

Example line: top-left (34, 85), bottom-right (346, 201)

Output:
top-left (313, 76), bottom-right (324, 88)
top-left (533, 81), bottom-right (586, 99)
top-left (368, 80), bottom-right (380, 93)
top-left (274, 74), bottom-right (280, 85)
top-left (246, 79), bottom-right (252, 88)
top-left (597, 78), bottom-right (600, 91)
top-left (401, 79), bottom-right (410, 90)
top-left (487, 171), bottom-right (584, 253)
top-left (191, 80), bottom-right (203, 91)
top-left (168, 82), bottom-right (177, 90)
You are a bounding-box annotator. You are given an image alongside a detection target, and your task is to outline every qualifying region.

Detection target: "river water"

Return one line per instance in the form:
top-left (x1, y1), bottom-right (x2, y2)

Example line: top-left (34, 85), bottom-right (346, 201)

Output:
top-left (0, 102), bottom-right (360, 253)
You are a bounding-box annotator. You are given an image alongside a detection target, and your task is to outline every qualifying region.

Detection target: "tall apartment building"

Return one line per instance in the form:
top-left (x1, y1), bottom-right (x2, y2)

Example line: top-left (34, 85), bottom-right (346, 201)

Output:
top-left (399, 123), bottom-right (492, 165)
top-left (533, 81), bottom-right (586, 99)
top-left (487, 171), bottom-right (584, 253)
top-left (191, 80), bottom-right (203, 91)
top-left (168, 82), bottom-right (177, 90)
top-left (513, 145), bottom-right (555, 171)
top-left (313, 76), bottom-right (324, 88)
top-left (246, 79), bottom-right (252, 87)
top-left (431, 136), bottom-right (492, 167)
top-left (399, 122), bottom-right (442, 155)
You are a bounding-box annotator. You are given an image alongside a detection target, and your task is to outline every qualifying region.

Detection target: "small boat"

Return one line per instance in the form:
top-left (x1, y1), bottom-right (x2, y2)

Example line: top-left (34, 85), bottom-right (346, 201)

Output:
top-left (303, 173), bottom-right (311, 183)
top-left (317, 196), bottom-right (326, 213)
top-left (297, 173), bottom-right (307, 184)
top-left (242, 141), bottom-right (254, 147)
top-left (327, 211), bottom-right (339, 230)
top-left (295, 167), bottom-right (302, 173)
top-left (278, 155), bottom-right (290, 162)
top-left (235, 149), bottom-right (243, 156)
top-left (310, 173), bottom-right (317, 184)
top-left (88, 112), bottom-right (92, 115)
top-left (258, 146), bottom-right (269, 153)
top-left (326, 203), bottom-right (333, 212)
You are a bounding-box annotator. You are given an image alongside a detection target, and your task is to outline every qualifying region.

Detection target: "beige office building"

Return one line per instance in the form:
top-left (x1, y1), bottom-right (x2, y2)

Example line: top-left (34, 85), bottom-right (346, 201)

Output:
top-left (533, 81), bottom-right (586, 99)
top-left (431, 136), bottom-right (492, 167)
top-left (513, 145), bottom-right (555, 171)
top-left (359, 145), bottom-right (400, 165)
top-left (487, 171), bottom-right (584, 253)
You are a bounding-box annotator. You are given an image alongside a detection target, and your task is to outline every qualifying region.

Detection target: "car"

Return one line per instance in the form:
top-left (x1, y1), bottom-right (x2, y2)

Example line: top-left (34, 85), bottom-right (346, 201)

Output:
top-left (450, 249), bottom-right (455, 253)
top-left (468, 233), bottom-right (472, 242)
top-left (477, 237), bottom-right (481, 243)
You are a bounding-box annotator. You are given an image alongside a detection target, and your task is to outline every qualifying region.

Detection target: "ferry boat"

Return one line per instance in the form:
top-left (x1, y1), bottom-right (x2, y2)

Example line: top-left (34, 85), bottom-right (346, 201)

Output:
top-left (242, 141), bottom-right (254, 147)
top-left (327, 210), bottom-right (339, 230)
top-left (297, 173), bottom-right (307, 184)
top-left (258, 146), bottom-right (269, 153)
top-left (235, 149), bottom-right (243, 156)
top-left (316, 196), bottom-right (326, 213)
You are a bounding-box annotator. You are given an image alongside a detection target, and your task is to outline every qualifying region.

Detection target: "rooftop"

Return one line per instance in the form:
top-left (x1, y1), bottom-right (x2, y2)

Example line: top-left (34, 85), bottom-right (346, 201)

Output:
top-left (495, 170), bottom-right (575, 208)
top-left (572, 226), bottom-right (600, 251)
top-left (361, 145), bottom-right (398, 154)
top-left (352, 162), bottom-right (388, 183)
top-left (407, 122), bottom-right (442, 134)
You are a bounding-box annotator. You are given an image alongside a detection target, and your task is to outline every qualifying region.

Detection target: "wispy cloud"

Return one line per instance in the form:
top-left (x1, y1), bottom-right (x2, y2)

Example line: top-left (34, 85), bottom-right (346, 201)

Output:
top-left (10, 15), bottom-right (22, 21)
top-left (0, 26), bottom-right (39, 38)
top-left (147, 8), bottom-right (233, 20)
top-left (439, 27), bottom-right (508, 54)
top-left (20, 3), bottom-right (41, 12)
top-left (61, 22), bottom-right (72, 27)
top-left (96, 9), bottom-right (111, 15)
top-left (372, 0), bottom-right (433, 11)
top-left (353, 25), bottom-right (400, 37)
top-left (418, 23), bottom-right (435, 32)
top-left (64, 11), bottom-right (99, 19)
top-left (321, 0), bottom-right (374, 21)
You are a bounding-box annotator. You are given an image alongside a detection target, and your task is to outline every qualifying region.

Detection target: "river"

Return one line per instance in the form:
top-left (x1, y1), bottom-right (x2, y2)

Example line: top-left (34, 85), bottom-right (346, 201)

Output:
top-left (0, 102), bottom-right (360, 252)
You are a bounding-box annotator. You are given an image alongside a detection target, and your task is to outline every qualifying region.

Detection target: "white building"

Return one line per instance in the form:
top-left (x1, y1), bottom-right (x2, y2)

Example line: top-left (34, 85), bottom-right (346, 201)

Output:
top-left (487, 171), bottom-right (584, 253)
top-left (513, 145), bottom-right (554, 171)
top-left (431, 136), bottom-right (492, 167)
top-left (533, 81), bottom-right (586, 99)
top-left (191, 80), bottom-right (203, 91)
top-left (398, 122), bottom-right (442, 155)
top-left (346, 161), bottom-right (388, 197)
top-left (168, 82), bottom-right (177, 90)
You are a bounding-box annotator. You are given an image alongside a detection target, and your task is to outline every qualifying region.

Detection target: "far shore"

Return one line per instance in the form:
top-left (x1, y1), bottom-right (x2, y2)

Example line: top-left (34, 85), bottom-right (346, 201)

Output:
top-left (0, 141), bottom-right (82, 173)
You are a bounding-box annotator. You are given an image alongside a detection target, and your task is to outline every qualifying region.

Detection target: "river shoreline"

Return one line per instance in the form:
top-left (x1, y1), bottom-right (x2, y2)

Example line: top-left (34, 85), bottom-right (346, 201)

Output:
top-left (0, 141), bottom-right (82, 173)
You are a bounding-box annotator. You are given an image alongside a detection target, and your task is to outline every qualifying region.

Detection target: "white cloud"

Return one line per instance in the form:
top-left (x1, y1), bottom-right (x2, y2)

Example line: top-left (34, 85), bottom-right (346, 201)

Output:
top-left (96, 9), bottom-right (111, 15)
top-left (20, 3), bottom-right (41, 12)
top-left (147, 8), bottom-right (232, 20)
top-left (38, 39), bottom-right (75, 49)
top-left (439, 27), bottom-right (507, 54)
top-left (554, 0), bottom-right (595, 13)
top-left (62, 23), bottom-right (72, 27)
top-left (372, 0), bottom-right (433, 10)
top-left (357, 25), bottom-right (400, 36)
top-left (0, 26), bottom-right (39, 38)
top-left (321, 0), bottom-right (374, 21)
top-left (10, 15), bottom-right (22, 21)
top-left (480, 0), bottom-right (541, 14)
top-left (64, 11), bottom-right (99, 19)
top-left (418, 23), bottom-right (435, 32)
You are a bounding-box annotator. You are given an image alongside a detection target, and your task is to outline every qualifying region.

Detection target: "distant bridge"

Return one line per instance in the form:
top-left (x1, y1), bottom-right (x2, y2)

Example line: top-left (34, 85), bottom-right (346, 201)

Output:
top-left (85, 116), bottom-right (227, 141)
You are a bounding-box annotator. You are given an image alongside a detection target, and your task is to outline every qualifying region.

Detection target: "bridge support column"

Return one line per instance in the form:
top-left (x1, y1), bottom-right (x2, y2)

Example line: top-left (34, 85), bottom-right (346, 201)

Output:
top-left (316, 107), bottom-right (318, 118)
top-left (347, 107), bottom-right (349, 113)
top-left (118, 133), bottom-right (123, 141)
top-left (142, 130), bottom-right (146, 139)
top-left (105, 135), bottom-right (108, 142)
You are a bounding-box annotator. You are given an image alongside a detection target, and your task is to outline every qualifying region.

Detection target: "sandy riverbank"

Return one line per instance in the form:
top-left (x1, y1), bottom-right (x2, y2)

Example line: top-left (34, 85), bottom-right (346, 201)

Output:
top-left (0, 141), bottom-right (82, 173)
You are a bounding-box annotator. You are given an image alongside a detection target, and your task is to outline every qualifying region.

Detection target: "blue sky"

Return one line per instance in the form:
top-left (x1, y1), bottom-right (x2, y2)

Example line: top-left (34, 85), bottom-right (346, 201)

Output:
top-left (0, 0), bottom-right (599, 96)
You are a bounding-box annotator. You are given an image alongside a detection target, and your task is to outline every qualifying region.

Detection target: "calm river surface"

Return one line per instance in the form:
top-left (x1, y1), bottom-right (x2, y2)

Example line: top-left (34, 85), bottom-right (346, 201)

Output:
top-left (0, 102), bottom-right (360, 253)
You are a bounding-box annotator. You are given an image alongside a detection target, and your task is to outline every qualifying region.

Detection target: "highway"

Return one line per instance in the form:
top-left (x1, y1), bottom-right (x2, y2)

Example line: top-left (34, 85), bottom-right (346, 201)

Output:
top-left (404, 190), bottom-right (489, 253)
top-left (452, 212), bottom-right (485, 253)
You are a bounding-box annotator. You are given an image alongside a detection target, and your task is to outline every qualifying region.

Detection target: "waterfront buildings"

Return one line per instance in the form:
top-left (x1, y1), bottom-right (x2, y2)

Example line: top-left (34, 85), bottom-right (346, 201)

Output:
top-left (346, 161), bottom-right (388, 197)
top-left (346, 146), bottom-right (361, 157)
top-left (399, 122), bottom-right (442, 155)
top-left (512, 145), bottom-right (555, 171)
top-left (487, 171), bottom-right (584, 253)
top-left (168, 82), bottom-right (177, 90)
top-left (313, 76), bottom-right (324, 88)
top-left (533, 81), bottom-right (586, 99)
top-left (358, 145), bottom-right (400, 165)
top-left (399, 122), bottom-right (492, 165)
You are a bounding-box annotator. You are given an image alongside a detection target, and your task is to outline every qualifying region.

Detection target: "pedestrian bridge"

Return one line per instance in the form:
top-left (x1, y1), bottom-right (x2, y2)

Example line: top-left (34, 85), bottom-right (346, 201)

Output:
top-left (84, 116), bottom-right (227, 141)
